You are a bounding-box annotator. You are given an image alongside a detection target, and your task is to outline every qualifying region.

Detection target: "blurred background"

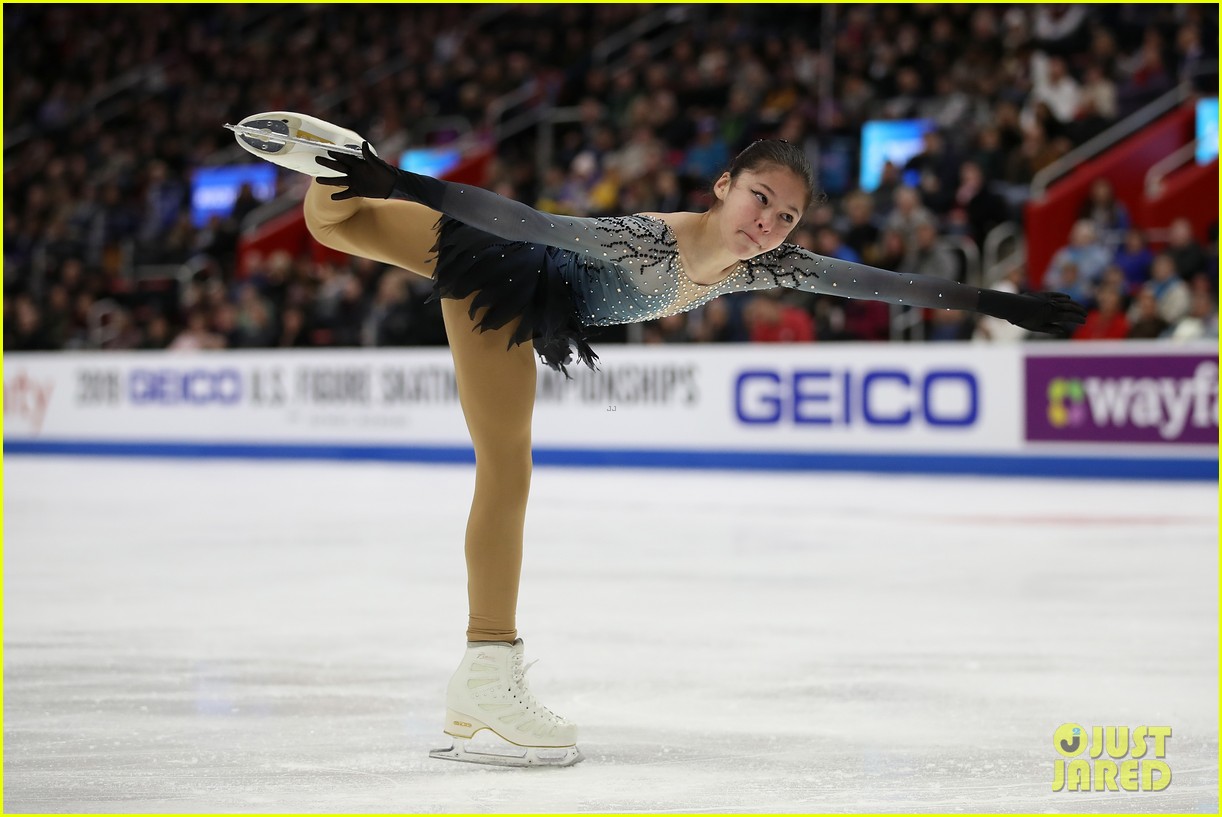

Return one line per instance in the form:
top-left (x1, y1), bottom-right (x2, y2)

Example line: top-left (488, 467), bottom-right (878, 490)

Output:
top-left (4, 3), bottom-right (1217, 354)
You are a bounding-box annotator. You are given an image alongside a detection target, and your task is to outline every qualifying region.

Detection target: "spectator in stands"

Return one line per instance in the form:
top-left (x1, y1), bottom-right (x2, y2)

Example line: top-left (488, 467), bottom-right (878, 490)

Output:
top-left (970, 126), bottom-right (1008, 183)
top-left (1125, 288), bottom-right (1169, 339)
top-left (1043, 220), bottom-right (1110, 292)
top-left (169, 309), bottom-right (223, 350)
top-left (1075, 63), bottom-right (1119, 141)
top-left (903, 130), bottom-right (959, 209)
top-left (1168, 288), bottom-right (1219, 341)
top-left (140, 314), bottom-right (172, 350)
top-left (688, 298), bottom-right (743, 343)
top-left (1073, 286), bottom-right (1129, 340)
top-left (1032, 5), bottom-right (1089, 55)
top-left (1077, 178), bottom-right (1130, 241)
top-left (1113, 228), bottom-right (1154, 293)
top-left (814, 226), bottom-right (861, 264)
top-left (870, 161), bottom-right (904, 217)
top-left (839, 191), bottom-right (882, 260)
top-left (1028, 53), bottom-right (1081, 125)
top-left (744, 292), bottom-right (815, 344)
top-left (1166, 217), bottom-right (1206, 280)
top-left (111, 308), bottom-right (148, 350)
top-left (928, 308), bottom-right (972, 341)
top-left (276, 306), bottom-right (312, 348)
top-left (682, 117), bottom-right (730, 183)
top-left (884, 186), bottom-right (935, 249)
top-left (1175, 19), bottom-right (1207, 85)
top-left (212, 303), bottom-right (241, 349)
top-left (1047, 261), bottom-right (1091, 307)
top-left (643, 313), bottom-right (693, 344)
top-left (868, 227), bottom-right (908, 271)
top-left (6, 295), bottom-right (54, 351)
top-left (1143, 252), bottom-right (1191, 324)
top-left (948, 160), bottom-right (1009, 247)
top-left (901, 218), bottom-right (959, 281)
top-left (1119, 28), bottom-right (1175, 111)
top-left (230, 183), bottom-right (264, 227)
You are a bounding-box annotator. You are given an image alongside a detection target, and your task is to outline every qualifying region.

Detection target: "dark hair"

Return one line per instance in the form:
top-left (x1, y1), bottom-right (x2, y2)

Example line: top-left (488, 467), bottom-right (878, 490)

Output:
top-left (726, 139), bottom-right (820, 211)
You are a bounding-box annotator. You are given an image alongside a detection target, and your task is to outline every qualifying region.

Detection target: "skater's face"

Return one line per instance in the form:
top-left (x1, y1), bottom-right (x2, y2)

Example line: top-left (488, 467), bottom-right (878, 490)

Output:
top-left (713, 166), bottom-right (806, 259)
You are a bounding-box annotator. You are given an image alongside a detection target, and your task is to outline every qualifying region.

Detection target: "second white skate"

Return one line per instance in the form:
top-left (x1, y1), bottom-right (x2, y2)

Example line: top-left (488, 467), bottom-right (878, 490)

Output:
top-left (429, 639), bottom-right (583, 768)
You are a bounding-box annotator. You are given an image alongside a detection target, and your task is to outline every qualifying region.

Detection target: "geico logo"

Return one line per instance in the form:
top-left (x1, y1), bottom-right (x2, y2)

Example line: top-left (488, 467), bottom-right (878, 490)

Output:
top-left (129, 369), bottom-right (243, 405)
top-left (734, 369), bottom-right (978, 426)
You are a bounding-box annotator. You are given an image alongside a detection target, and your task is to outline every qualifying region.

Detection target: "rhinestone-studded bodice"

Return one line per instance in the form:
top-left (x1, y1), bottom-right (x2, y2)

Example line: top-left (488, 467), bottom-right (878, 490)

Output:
top-left (554, 215), bottom-right (742, 326)
top-left (543, 214), bottom-right (981, 327)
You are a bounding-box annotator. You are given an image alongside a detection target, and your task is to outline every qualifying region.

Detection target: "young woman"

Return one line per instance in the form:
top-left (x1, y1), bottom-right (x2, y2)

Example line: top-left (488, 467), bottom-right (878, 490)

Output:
top-left (232, 112), bottom-right (1084, 767)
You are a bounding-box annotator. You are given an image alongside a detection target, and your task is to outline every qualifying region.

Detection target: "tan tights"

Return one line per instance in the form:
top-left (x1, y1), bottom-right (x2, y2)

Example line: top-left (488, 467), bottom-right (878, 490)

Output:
top-left (304, 182), bottom-right (534, 643)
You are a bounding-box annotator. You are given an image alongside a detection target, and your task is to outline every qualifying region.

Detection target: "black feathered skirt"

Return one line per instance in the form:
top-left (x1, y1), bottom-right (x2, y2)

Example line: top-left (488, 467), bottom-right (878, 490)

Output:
top-left (427, 216), bottom-right (598, 377)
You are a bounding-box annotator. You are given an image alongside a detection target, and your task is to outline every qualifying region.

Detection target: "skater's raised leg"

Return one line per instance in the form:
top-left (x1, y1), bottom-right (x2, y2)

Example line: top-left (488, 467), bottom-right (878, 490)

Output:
top-left (304, 180), bottom-right (440, 278)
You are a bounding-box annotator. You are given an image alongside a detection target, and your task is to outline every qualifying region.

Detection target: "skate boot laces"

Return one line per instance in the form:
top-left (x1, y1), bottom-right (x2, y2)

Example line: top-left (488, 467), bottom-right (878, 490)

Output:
top-left (511, 652), bottom-right (567, 725)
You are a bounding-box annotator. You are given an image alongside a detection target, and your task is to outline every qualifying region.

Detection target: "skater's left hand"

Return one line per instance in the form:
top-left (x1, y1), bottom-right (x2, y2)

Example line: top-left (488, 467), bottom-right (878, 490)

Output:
top-left (316, 142), bottom-right (398, 200)
top-left (1009, 291), bottom-right (1088, 335)
top-left (977, 289), bottom-right (1087, 336)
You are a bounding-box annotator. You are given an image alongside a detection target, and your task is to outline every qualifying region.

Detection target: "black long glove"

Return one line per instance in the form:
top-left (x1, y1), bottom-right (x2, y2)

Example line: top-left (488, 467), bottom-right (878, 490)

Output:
top-left (315, 143), bottom-right (403, 200)
top-left (977, 289), bottom-right (1087, 335)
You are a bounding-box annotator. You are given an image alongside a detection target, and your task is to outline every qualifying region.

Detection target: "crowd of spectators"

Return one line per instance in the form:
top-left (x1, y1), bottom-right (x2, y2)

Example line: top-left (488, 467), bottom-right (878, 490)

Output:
top-left (5, 4), bottom-right (1217, 353)
top-left (1046, 214), bottom-right (1218, 341)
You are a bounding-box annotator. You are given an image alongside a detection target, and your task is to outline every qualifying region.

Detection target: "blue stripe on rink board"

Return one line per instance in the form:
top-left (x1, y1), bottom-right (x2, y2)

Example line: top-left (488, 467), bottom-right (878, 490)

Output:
top-left (4, 439), bottom-right (1217, 480)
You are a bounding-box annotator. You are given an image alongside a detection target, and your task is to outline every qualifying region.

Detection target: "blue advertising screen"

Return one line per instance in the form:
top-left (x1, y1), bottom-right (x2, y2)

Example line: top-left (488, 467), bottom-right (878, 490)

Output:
top-left (1196, 98), bottom-right (1218, 164)
top-left (190, 165), bottom-right (277, 227)
top-left (859, 119), bottom-right (933, 192)
top-left (398, 147), bottom-right (462, 178)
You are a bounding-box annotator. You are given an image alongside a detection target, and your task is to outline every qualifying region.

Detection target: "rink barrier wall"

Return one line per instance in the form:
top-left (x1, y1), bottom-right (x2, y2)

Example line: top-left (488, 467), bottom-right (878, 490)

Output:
top-left (5, 342), bottom-right (1217, 481)
top-left (3, 438), bottom-right (1215, 480)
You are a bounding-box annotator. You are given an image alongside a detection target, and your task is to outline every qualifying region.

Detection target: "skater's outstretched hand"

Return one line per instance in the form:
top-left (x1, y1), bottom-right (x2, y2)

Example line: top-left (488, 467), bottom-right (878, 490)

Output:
top-left (316, 143), bottom-right (398, 200)
top-left (977, 290), bottom-right (1087, 336)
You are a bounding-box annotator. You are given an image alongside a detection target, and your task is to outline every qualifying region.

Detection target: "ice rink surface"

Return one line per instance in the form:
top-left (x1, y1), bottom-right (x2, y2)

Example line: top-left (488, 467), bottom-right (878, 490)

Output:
top-left (4, 456), bottom-right (1218, 813)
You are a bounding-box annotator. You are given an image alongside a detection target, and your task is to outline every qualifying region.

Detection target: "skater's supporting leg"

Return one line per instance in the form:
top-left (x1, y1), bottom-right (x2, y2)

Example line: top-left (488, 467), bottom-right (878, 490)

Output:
top-left (303, 180), bottom-right (441, 278)
top-left (305, 179), bottom-right (533, 642)
top-left (441, 294), bottom-right (536, 644)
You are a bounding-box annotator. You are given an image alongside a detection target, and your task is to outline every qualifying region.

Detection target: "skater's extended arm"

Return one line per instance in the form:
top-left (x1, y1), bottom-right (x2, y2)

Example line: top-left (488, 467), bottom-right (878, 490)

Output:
top-left (751, 244), bottom-right (1085, 334)
top-left (317, 145), bottom-right (1084, 334)
top-left (316, 144), bottom-right (623, 256)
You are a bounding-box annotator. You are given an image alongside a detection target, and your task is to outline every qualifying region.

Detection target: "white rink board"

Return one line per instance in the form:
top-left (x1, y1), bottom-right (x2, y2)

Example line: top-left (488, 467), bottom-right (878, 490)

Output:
top-left (4, 342), bottom-right (1217, 477)
top-left (2, 344), bottom-right (1023, 451)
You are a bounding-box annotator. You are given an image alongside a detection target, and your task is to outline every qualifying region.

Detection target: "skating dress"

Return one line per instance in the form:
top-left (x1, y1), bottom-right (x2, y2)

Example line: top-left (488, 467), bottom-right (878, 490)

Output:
top-left (401, 173), bottom-right (982, 374)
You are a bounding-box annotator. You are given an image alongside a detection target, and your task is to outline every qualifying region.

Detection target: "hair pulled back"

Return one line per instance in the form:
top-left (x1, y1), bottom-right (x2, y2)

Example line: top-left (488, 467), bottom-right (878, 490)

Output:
top-left (726, 139), bottom-right (819, 211)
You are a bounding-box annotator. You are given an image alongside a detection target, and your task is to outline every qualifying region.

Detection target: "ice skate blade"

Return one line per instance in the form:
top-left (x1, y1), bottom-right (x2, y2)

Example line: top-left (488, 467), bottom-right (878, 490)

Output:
top-left (224, 123), bottom-right (364, 158)
top-left (224, 111), bottom-right (372, 176)
top-left (429, 736), bottom-right (584, 768)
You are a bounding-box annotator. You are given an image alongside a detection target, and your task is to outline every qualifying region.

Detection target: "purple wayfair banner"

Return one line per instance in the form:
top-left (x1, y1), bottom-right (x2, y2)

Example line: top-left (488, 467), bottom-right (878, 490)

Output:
top-left (1026, 354), bottom-right (1218, 445)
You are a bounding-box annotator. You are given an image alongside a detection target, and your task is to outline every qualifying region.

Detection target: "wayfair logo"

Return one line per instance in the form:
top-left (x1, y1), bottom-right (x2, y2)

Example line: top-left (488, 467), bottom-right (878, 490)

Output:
top-left (1046, 362), bottom-right (1218, 440)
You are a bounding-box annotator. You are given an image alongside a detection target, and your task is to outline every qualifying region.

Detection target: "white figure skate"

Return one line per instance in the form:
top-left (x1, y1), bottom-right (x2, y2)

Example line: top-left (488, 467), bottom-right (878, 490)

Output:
top-left (429, 639), bottom-right (583, 767)
top-left (224, 111), bottom-right (375, 176)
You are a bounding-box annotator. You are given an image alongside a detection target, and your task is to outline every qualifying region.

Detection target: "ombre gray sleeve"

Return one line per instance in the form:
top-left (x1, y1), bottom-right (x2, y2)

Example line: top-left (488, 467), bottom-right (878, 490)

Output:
top-left (389, 169), bottom-right (633, 257)
top-left (743, 244), bottom-right (984, 312)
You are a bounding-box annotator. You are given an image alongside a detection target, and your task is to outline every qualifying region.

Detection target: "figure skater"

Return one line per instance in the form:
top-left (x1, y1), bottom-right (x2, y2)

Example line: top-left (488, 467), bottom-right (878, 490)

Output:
top-left (229, 112), bottom-right (1084, 768)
